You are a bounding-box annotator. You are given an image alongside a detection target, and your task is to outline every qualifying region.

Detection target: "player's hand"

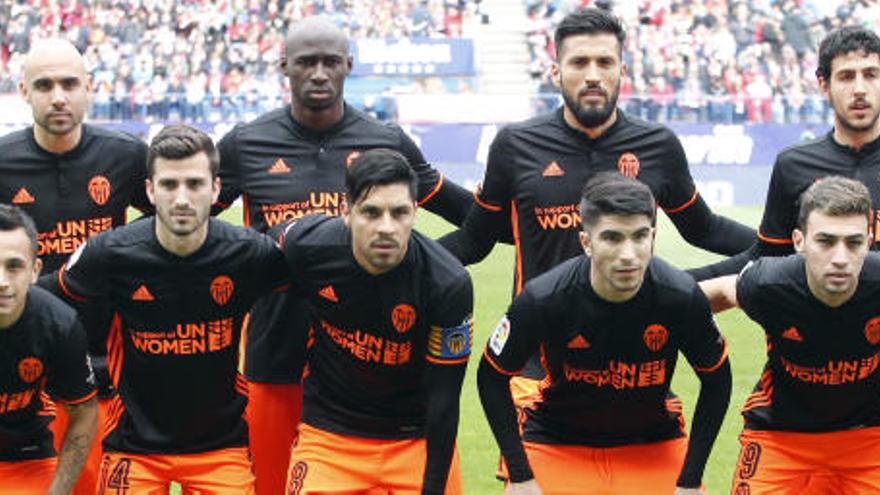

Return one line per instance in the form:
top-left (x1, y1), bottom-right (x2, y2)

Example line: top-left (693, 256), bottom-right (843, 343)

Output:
top-left (674, 487), bottom-right (705, 495)
top-left (506, 479), bottom-right (543, 495)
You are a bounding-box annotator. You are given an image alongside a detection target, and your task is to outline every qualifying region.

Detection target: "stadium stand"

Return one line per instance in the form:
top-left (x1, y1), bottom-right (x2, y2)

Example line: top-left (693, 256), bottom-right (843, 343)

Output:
top-left (1, 0), bottom-right (878, 124)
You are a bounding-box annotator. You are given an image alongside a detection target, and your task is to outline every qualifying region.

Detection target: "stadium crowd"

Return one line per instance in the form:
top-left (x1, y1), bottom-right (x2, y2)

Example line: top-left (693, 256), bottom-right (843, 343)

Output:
top-left (1, 0), bottom-right (878, 125)
top-left (529, 0), bottom-right (880, 123)
top-left (0, 0), bottom-right (482, 122)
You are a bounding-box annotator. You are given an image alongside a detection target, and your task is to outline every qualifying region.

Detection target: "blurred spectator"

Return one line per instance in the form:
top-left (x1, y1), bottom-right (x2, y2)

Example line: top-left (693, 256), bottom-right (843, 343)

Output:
top-left (527, 0), bottom-right (880, 123)
top-left (0, 0), bottom-right (481, 122)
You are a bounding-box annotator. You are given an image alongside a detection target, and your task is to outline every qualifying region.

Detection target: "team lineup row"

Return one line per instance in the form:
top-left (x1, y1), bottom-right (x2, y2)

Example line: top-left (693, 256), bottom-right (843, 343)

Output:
top-left (2, 6), bottom-right (880, 495)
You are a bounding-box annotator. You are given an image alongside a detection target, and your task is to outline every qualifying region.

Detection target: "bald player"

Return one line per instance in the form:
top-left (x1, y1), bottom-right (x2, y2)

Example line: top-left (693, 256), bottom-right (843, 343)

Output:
top-left (214, 17), bottom-right (474, 494)
top-left (0, 38), bottom-right (152, 495)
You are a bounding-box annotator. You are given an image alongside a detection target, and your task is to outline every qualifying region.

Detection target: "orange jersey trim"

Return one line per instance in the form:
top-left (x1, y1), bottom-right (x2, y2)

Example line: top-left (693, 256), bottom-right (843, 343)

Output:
top-left (482, 349), bottom-right (518, 376)
top-left (692, 340), bottom-right (729, 374)
top-left (426, 354), bottom-right (469, 366)
top-left (474, 189), bottom-right (503, 212)
top-left (213, 200), bottom-right (232, 209)
top-left (242, 193), bottom-right (251, 227)
top-left (104, 395), bottom-right (125, 440)
top-left (757, 231), bottom-right (794, 245)
top-left (742, 370), bottom-right (774, 412)
top-left (57, 267), bottom-right (87, 303)
top-left (417, 174), bottom-right (444, 207)
top-left (511, 201), bottom-right (524, 295)
top-left (663, 190), bottom-right (699, 214)
top-left (56, 390), bottom-right (98, 406)
top-left (106, 314), bottom-right (124, 389)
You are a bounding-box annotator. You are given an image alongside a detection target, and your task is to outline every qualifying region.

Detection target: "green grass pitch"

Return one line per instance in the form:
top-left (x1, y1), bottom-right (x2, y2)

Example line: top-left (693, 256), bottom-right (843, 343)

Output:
top-left (171, 205), bottom-right (765, 494)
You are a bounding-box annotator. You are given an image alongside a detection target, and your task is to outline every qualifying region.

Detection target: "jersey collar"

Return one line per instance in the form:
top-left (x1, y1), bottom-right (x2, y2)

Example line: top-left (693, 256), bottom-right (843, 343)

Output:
top-left (27, 123), bottom-right (90, 159)
top-left (827, 128), bottom-right (880, 156)
top-left (286, 102), bottom-right (355, 139)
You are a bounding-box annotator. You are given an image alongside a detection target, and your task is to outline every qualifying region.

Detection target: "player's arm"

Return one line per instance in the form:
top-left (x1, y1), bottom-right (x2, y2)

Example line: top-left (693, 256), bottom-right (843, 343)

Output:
top-left (394, 127), bottom-right (474, 227)
top-left (477, 292), bottom-right (543, 488)
top-left (659, 130), bottom-right (754, 255)
top-left (753, 157), bottom-right (799, 258)
top-left (676, 286), bottom-right (732, 490)
top-left (43, 237), bottom-right (114, 356)
top-left (49, 397), bottom-right (97, 495)
top-left (47, 318), bottom-right (98, 495)
top-left (687, 246), bottom-right (755, 282)
top-left (421, 274), bottom-right (473, 495)
top-left (212, 126), bottom-right (243, 215)
top-left (688, 157), bottom-right (796, 281)
top-left (698, 274), bottom-right (739, 313)
top-left (251, 231), bottom-right (292, 293)
top-left (437, 129), bottom-right (515, 264)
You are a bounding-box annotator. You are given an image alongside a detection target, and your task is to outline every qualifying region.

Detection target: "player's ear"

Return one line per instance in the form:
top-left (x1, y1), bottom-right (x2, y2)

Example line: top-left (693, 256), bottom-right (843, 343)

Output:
top-left (551, 63), bottom-right (561, 88)
top-left (30, 257), bottom-right (42, 283)
top-left (792, 228), bottom-right (805, 253)
top-left (211, 176), bottom-right (221, 203)
top-left (579, 230), bottom-right (592, 256)
top-left (341, 198), bottom-right (350, 227)
top-left (817, 74), bottom-right (829, 97)
top-left (145, 178), bottom-right (156, 206)
top-left (18, 79), bottom-right (28, 101)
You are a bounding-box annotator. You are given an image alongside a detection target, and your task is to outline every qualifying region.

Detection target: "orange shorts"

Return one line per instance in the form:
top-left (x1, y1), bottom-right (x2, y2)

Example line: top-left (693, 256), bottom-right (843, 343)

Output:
top-left (51, 396), bottom-right (110, 495)
top-left (732, 427), bottom-right (880, 495)
top-left (286, 423), bottom-right (462, 495)
top-left (521, 437), bottom-right (688, 495)
top-left (97, 447), bottom-right (255, 495)
top-left (0, 457), bottom-right (56, 494)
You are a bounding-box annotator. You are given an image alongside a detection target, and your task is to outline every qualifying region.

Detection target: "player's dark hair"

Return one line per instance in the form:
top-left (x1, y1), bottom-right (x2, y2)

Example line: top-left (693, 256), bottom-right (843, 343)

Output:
top-left (0, 204), bottom-right (38, 256)
top-left (554, 7), bottom-right (625, 57)
top-left (797, 176), bottom-right (872, 232)
top-left (147, 125), bottom-right (219, 179)
top-left (345, 148), bottom-right (417, 205)
top-left (816, 26), bottom-right (880, 81)
top-left (579, 171), bottom-right (656, 229)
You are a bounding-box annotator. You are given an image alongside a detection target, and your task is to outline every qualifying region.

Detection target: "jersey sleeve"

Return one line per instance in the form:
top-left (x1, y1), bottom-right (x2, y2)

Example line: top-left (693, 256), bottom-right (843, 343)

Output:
top-left (215, 126), bottom-right (242, 213)
top-left (735, 260), bottom-right (767, 324)
top-left (476, 127), bottom-right (515, 211)
top-left (395, 126), bottom-right (473, 226)
top-left (47, 318), bottom-right (97, 405)
top-left (128, 140), bottom-right (154, 215)
top-left (757, 155), bottom-right (797, 249)
top-left (57, 234), bottom-right (110, 303)
top-left (277, 220), bottom-right (311, 295)
top-left (251, 231), bottom-right (290, 292)
top-left (679, 286), bottom-right (729, 375)
top-left (656, 129), bottom-right (698, 213)
top-left (425, 273), bottom-right (474, 365)
top-left (482, 290), bottom-right (542, 375)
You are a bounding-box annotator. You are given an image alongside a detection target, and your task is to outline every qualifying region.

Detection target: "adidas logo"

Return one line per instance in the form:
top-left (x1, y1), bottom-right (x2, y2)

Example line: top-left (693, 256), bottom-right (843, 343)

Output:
top-left (567, 334), bottom-right (591, 349)
top-left (781, 326), bottom-right (803, 342)
top-left (542, 161), bottom-right (565, 177)
top-left (11, 187), bottom-right (35, 204)
top-left (267, 159), bottom-right (291, 174)
top-left (318, 285), bottom-right (338, 303)
top-left (131, 284), bottom-right (155, 301)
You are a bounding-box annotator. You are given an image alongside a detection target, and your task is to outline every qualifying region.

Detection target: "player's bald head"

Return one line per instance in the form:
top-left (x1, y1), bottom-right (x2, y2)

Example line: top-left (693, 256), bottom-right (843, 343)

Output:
top-left (22, 39), bottom-right (88, 82)
top-left (285, 16), bottom-right (349, 55)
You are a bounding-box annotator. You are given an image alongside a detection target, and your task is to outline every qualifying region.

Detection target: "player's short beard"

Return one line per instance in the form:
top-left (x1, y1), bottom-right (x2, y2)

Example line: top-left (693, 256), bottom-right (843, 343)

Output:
top-left (562, 82), bottom-right (620, 129)
top-left (835, 106), bottom-right (880, 134)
